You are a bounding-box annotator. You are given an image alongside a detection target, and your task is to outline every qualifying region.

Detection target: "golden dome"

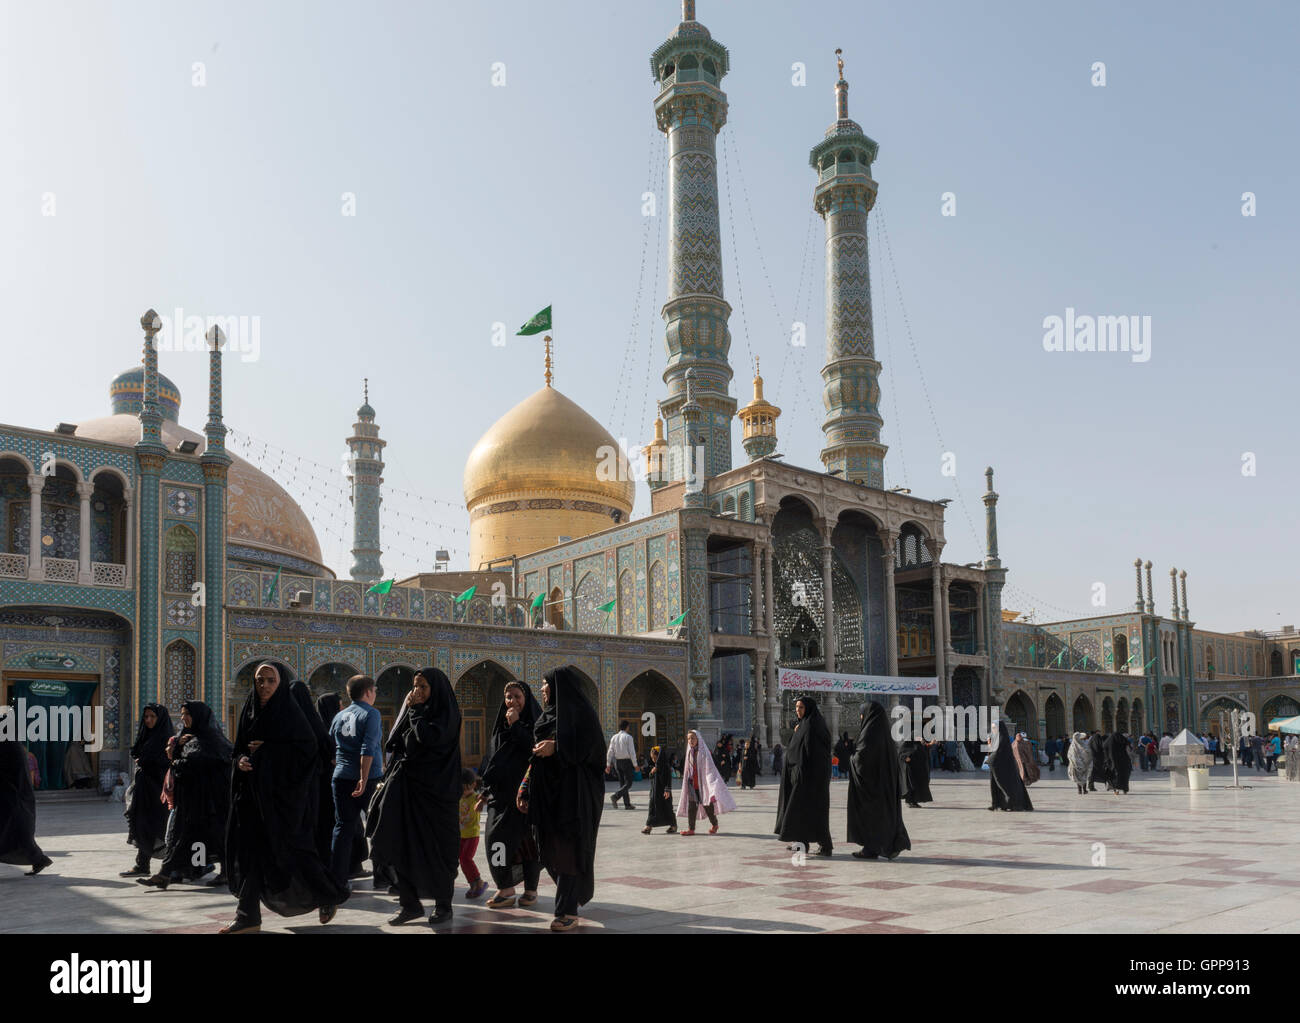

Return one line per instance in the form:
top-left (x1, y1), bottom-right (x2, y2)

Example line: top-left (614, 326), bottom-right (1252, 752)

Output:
top-left (464, 386), bottom-right (633, 508)
top-left (463, 385), bottom-right (634, 566)
top-left (74, 414), bottom-right (329, 575)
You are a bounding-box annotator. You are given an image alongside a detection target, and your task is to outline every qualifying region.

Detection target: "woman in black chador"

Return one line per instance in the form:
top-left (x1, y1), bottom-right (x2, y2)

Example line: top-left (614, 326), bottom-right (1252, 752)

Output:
top-left (1105, 732), bottom-right (1132, 795)
top-left (899, 739), bottom-right (933, 808)
top-left (987, 720), bottom-right (1034, 812)
top-left (641, 745), bottom-right (678, 834)
top-left (221, 663), bottom-right (348, 934)
top-left (478, 680), bottom-right (543, 908)
top-left (140, 700), bottom-right (232, 888)
top-left (1088, 731), bottom-right (1111, 792)
top-left (517, 665), bottom-right (605, 932)
top-left (847, 702), bottom-right (911, 860)
top-left (121, 704), bottom-right (174, 877)
top-left (368, 667), bottom-right (462, 928)
top-left (1, 731), bottom-right (53, 876)
top-left (775, 695), bottom-right (833, 856)
top-left (738, 737), bottom-right (759, 789)
top-left (317, 692), bottom-right (368, 878)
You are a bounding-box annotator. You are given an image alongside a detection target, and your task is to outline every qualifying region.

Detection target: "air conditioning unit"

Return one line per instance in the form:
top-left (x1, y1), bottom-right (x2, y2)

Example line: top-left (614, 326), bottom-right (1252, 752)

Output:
top-left (288, 590), bottom-right (312, 608)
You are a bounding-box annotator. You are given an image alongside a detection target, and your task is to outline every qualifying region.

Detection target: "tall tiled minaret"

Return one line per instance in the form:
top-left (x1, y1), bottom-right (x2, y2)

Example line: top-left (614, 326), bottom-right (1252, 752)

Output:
top-left (811, 50), bottom-right (887, 487)
top-left (201, 326), bottom-right (231, 707)
top-left (652, 0), bottom-right (737, 482)
top-left (135, 310), bottom-right (169, 705)
top-left (347, 380), bottom-right (385, 584)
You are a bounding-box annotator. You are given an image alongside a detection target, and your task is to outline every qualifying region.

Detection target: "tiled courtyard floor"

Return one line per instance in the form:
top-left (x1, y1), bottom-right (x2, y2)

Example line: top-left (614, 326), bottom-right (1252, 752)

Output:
top-left (4, 764), bottom-right (1297, 934)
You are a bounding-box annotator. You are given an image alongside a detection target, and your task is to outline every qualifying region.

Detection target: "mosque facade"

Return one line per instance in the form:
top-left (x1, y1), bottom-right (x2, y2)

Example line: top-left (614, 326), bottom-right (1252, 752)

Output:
top-left (2, 2), bottom-right (1296, 787)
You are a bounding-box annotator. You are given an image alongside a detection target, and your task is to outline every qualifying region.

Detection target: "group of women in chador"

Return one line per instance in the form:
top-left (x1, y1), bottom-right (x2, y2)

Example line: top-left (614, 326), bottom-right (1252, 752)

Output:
top-left (775, 695), bottom-right (915, 860)
top-left (987, 721), bottom-right (1035, 811)
top-left (137, 700), bottom-right (232, 889)
top-left (0, 709), bottom-right (52, 876)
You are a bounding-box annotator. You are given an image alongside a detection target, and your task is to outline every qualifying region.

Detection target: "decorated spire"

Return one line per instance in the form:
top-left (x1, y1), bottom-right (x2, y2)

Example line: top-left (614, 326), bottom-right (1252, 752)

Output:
top-left (738, 356), bottom-right (781, 461)
top-left (835, 48), bottom-right (849, 119)
top-left (202, 324), bottom-right (230, 464)
top-left (644, 415), bottom-right (670, 491)
top-left (137, 309), bottom-right (167, 454)
top-left (544, 335), bottom-right (554, 388)
top-left (683, 0), bottom-right (695, 21)
top-left (348, 380), bottom-right (386, 583)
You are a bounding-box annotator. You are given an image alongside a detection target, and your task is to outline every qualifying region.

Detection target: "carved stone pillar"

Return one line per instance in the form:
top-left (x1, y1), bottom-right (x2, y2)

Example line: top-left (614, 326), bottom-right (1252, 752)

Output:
top-left (26, 474), bottom-right (44, 580)
top-left (928, 537), bottom-right (946, 689)
top-left (123, 489), bottom-right (134, 587)
top-left (77, 481), bottom-right (94, 584)
top-left (751, 541), bottom-right (764, 636)
top-left (820, 522), bottom-right (836, 672)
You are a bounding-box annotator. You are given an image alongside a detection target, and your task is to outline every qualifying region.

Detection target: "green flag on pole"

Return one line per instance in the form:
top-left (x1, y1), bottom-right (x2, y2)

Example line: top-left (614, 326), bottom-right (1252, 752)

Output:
top-left (1082, 654), bottom-right (1089, 668)
top-left (1104, 650), bottom-right (1113, 665)
top-left (1143, 657), bottom-right (1157, 672)
top-left (1029, 643), bottom-right (1036, 660)
top-left (530, 592), bottom-right (546, 610)
top-left (517, 306), bottom-right (552, 336)
top-left (668, 610), bottom-right (688, 627)
top-left (368, 579), bottom-right (394, 594)
top-left (1054, 648), bottom-right (1066, 666)
top-left (596, 599), bottom-right (616, 613)
top-left (265, 566), bottom-right (281, 603)
top-left (455, 586), bottom-right (476, 603)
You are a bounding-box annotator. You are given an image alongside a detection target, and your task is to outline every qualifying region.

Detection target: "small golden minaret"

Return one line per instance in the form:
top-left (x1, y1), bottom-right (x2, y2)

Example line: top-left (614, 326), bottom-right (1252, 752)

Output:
top-left (737, 358), bottom-right (780, 461)
top-left (643, 414), bottom-right (670, 491)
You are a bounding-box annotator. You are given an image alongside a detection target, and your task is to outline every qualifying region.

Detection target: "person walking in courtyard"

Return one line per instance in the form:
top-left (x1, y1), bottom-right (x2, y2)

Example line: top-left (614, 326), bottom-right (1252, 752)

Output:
top-left (458, 769), bottom-right (488, 899)
top-left (738, 737), bottom-right (759, 789)
top-left (1106, 731), bottom-right (1133, 795)
top-left (898, 738), bottom-right (933, 808)
top-left (771, 743), bottom-right (784, 776)
top-left (607, 720), bottom-right (638, 810)
top-left (1012, 732), bottom-right (1040, 789)
top-left (326, 677), bottom-right (382, 887)
top-left (678, 729), bottom-right (735, 835)
top-left (121, 704), bottom-right (174, 878)
top-left (642, 745), bottom-right (678, 834)
top-left (0, 724), bottom-right (53, 876)
top-left (848, 702), bottom-right (911, 860)
top-left (988, 721), bottom-right (1033, 811)
top-left (1087, 731), bottom-right (1109, 791)
top-left (517, 666), bottom-right (605, 932)
top-left (368, 667), bottom-right (462, 927)
top-left (1136, 733), bottom-right (1150, 771)
top-left (478, 680), bottom-right (542, 909)
top-left (138, 700), bottom-right (232, 889)
top-left (775, 696), bottom-right (833, 856)
top-left (221, 663), bottom-right (349, 934)
top-left (1067, 731), bottom-right (1092, 795)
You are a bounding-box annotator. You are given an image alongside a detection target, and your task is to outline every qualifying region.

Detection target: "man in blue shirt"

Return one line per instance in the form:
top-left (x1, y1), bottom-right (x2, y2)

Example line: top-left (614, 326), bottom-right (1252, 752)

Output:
top-left (329, 675), bottom-right (384, 887)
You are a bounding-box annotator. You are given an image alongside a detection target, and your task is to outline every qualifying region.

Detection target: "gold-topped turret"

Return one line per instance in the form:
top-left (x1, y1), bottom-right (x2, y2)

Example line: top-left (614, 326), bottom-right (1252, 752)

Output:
top-left (644, 415), bottom-right (670, 491)
top-left (738, 358), bottom-right (781, 461)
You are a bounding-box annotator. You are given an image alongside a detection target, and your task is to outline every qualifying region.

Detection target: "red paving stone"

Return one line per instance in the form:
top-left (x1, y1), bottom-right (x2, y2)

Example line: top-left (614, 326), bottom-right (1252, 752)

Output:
top-left (602, 876), bottom-right (688, 889)
top-left (784, 901), bottom-right (908, 922)
top-left (1163, 878), bottom-right (1239, 888)
top-left (827, 921), bottom-right (931, 934)
top-left (696, 880), bottom-right (764, 889)
top-left (1061, 879), bottom-right (1159, 893)
top-left (930, 879), bottom-right (1045, 894)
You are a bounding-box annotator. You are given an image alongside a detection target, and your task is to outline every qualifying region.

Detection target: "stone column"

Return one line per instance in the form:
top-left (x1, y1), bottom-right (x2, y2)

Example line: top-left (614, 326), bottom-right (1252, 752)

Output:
top-left (975, 582), bottom-right (986, 654)
top-left (1143, 560), bottom-right (1154, 616)
top-left (77, 481), bottom-right (94, 584)
top-left (763, 541), bottom-right (781, 745)
top-left (751, 541), bottom-right (763, 636)
top-left (26, 474), bottom-right (44, 580)
top-left (881, 529), bottom-right (898, 676)
top-left (821, 522), bottom-right (836, 672)
top-left (928, 538), bottom-right (946, 689)
top-left (753, 648), bottom-right (768, 746)
top-left (1134, 558), bottom-right (1145, 612)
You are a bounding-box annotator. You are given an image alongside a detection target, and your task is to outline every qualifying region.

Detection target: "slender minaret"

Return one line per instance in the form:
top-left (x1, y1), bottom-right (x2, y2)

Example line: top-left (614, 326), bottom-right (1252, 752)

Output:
top-left (135, 310), bottom-right (169, 706)
top-left (652, 0), bottom-right (737, 483)
top-left (643, 416), bottom-right (670, 491)
top-left (737, 358), bottom-right (780, 461)
top-left (347, 380), bottom-right (386, 583)
top-left (201, 326), bottom-right (231, 708)
top-left (811, 50), bottom-right (886, 487)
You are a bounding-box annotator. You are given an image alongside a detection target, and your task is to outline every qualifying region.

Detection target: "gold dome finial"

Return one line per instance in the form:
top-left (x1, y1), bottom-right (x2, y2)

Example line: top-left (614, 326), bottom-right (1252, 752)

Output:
top-left (753, 357), bottom-right (766, 401)
top-left (544, 335), bottom-right (553, 388)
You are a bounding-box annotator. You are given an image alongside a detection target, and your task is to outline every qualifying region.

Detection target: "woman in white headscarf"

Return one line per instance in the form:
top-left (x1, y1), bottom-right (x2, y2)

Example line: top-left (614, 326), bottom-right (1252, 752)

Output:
top-left (1067, 732), bottom-right (1093, 795)
top-left (676, 730), bottom-right (735, 835)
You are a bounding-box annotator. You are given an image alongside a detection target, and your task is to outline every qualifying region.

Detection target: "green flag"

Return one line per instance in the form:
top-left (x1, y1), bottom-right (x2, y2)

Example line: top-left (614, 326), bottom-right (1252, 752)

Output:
top-left (530, 592), bottom-right (546, 610)
top-left (1104, 650), bottom-right (1113, 665)
top-left (596, 599), bottom-right (616, 613)
top-left (1082, 654), bottom-right (1089, 668)
top-left (264, 566), bottom-right (281, 603)
top-left (1029, 643), bottom-right (1036, 660)
top-left (517, 305), bottom-right (552, 336)
top-left (1143, 657), bottom-right (1157, 672)
top-left (1054, 648), bottom-right (1066, 666)
top-left (368, 578), bottom-right (394, 594)
top-left (668, 610), bottom-right (688, 627)
top-left (455, 586), bottom-right (476, 603)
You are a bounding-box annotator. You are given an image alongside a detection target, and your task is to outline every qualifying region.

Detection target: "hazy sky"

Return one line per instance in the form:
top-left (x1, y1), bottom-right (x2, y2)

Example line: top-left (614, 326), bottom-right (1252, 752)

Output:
top-left (2, 0), bottom-right (1296, 632)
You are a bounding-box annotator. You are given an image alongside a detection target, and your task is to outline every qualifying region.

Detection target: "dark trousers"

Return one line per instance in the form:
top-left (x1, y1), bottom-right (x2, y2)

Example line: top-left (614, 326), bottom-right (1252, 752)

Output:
top-left (613, 758), bottom-right (635, 807)
top-left (687, 800), bottom-right (717, 830)
top-left (554, 873), bottom-right (580, 918)
top-left (330, 775), bottom-right (375, 885)
top-left (395, 871), bottom-right (451, 915)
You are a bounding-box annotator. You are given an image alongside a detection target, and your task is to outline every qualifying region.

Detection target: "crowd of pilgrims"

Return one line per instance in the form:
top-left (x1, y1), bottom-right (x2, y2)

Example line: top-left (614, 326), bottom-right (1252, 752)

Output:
top-left (12, 672), bottom-right (1280, 930)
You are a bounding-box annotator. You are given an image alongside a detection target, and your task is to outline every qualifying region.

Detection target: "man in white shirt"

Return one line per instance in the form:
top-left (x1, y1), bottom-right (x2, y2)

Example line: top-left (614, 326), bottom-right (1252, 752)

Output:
top-left (607, 721), bottom-right (638, 810)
